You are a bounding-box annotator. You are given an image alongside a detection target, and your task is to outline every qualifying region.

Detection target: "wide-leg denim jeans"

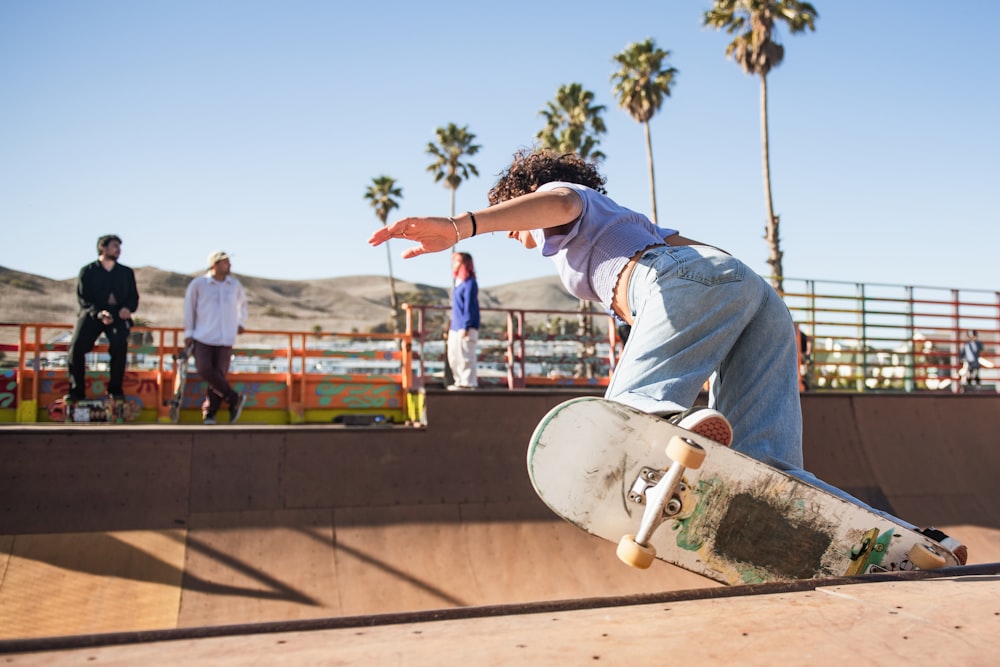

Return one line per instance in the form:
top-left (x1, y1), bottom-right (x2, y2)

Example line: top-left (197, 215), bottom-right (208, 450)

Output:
top-left (605, 245), bottom-right (914, 529)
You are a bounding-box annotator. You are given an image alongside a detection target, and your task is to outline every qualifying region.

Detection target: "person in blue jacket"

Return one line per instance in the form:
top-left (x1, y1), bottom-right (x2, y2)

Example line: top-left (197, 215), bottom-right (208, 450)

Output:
top-left (447, 251), bottom-right (479, 389)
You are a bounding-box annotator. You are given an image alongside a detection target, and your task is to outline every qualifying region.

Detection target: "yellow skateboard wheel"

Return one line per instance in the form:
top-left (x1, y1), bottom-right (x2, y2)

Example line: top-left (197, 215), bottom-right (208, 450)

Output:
top-left (618, 534), bottom-right (656, 569)
top-left (908, 543), bottom-right (947, 570)
top-left (666, 436), bottom-right (706, 470)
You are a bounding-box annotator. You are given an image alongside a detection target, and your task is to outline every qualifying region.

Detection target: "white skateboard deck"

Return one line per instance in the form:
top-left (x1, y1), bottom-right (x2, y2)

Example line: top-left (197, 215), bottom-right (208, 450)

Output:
top-left (528, 397), bottom-right (960, 584)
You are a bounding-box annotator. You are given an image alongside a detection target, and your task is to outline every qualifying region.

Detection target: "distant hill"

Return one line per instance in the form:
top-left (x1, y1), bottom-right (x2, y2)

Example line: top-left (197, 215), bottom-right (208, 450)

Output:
top-left (0, 265), bottom-right (580, 336)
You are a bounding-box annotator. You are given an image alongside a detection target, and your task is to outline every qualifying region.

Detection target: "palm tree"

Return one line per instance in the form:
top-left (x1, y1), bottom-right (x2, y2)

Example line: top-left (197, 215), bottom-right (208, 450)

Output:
top-left (537, 83), bottom-right (608, 161)
top-left (426, 124), bottom-right (480, 385)
top-left (364, 175), bottom-right (403, 333)
top-left (426, 123), bottom-right (481, 216)
top-left (704, 0), bottom-right (818, 293)
top-left (611, 38), bottom-right (678, 224)
top-left (537, 83), bottom-right (609, 370)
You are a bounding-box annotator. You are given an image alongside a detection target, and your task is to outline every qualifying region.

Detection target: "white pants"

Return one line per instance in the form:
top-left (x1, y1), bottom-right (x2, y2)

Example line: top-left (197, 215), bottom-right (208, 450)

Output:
top-left (447, 328), bottom-right (478, 387)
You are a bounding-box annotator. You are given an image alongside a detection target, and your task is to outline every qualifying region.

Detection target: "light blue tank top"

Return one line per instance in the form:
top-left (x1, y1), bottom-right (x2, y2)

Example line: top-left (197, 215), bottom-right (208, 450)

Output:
top-left (530, 182), bottom-right (678, 308)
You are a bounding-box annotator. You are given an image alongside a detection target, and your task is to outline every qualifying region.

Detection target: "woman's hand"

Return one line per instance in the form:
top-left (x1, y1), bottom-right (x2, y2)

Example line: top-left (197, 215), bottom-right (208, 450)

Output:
top-left (368, 217), bottom-right (458, 259)
top-left (368, 188), bottom-right (584, 259)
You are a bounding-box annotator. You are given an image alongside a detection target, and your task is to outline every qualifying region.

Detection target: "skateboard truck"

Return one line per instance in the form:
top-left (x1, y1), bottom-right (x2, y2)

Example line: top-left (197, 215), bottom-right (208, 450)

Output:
top-left (627, 468), bottom-right (688, 518)
top-left (617, 435), bottom-right (706, 569)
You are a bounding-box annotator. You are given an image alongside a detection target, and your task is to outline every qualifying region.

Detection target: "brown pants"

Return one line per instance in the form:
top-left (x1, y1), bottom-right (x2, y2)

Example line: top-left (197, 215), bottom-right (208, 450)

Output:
top-left (192, 340), bottom-right (237, 416)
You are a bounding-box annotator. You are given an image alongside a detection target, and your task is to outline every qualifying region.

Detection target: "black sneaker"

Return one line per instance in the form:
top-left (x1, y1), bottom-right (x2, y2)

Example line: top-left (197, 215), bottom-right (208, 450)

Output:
top-left (228, 394), bottom-right (246, 424)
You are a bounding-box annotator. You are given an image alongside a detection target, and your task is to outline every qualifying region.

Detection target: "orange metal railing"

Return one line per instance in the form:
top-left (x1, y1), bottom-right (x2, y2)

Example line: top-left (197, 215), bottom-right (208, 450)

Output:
top-left (0, 321), bottom-right (418, 425)
top-left (1, 277), bottom-right (996, 423)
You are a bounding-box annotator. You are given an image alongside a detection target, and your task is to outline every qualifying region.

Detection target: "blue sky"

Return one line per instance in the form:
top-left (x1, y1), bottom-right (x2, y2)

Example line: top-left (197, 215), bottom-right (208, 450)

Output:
top-left (1, 0), bottom-right (997, 292)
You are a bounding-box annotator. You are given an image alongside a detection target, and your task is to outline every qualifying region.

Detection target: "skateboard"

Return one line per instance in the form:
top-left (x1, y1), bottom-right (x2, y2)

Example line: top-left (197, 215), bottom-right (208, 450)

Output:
top-left (527, 397), bottom-right (961, 585)
top-left (167, 340), bottom-right (194, 424)
top-left (47, 395), bottom-right (139, 423)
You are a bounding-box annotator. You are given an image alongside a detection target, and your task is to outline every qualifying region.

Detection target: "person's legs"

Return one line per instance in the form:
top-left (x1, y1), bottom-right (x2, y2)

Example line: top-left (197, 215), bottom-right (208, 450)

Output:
top-left (105, 319), bottom-right (131, 397)
top-left (193, 341), bottom-right (236, 418)
top-left (67, 315), bottom-right (103, 400)
top-left (213, 344), bottom-right (242, 416)
top-left (447, 329), bottom-right (477, 387)
top-left (708, 286), bottom-right (928, 526)
top-left (446, 330), bottom-right (460, 386)
top-left (461, 329), bottom-right (479, 387)
top-left (605, 245), bottom-right (933, 531)
top-left (606, 246), bottom-right (753, 408)
top-left (707, 270), bottom-right (804, 472)
top-left (607, 245), bottom-right (801, 467)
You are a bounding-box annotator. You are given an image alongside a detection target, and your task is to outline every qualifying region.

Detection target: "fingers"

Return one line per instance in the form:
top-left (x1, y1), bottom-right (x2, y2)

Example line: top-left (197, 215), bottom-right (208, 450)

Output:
top-left (401, 245), bottom-right (430, 259)
top-left (367, 226), bottom-right (393, 246)
top-left (370, 217), bottom-right (455, 257)
top-left (368, 218), bottom-right (411, 246)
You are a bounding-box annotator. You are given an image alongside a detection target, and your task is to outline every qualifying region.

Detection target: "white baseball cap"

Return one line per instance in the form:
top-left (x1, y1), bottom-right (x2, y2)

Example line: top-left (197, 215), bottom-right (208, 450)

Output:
top-left (207, 251), bottom-right (231, 267)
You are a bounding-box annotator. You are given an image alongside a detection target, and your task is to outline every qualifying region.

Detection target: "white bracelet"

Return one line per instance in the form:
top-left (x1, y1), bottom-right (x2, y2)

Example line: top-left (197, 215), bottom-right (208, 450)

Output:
top-left (448, 217), bottom-right (461, 245)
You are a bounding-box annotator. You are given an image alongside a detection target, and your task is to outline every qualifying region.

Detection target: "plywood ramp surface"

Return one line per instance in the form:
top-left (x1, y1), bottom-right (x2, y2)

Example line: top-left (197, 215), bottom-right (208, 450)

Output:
top-left (2, 392), bottom-right (999, 647)
top-left (801, 394), bottom-right (1000, 528)
top-left (0, 531), bottom-right (185, 639)
top-left (3, 574), bottom-right (997, 666)
top-left (177, 504), bottom-right (712, 625)
top-left (178, 509), bottom-right (340, 628)
top-left (0, 505), bottom-right (714, 641)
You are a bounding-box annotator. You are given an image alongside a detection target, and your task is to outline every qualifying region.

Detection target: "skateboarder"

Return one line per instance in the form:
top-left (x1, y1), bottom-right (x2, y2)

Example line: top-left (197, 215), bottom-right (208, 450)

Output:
top-left (183, 251), bottom-right (248, 425)
top-left (66, 234), bottom-right (139, 402)
top-left (369, 149), bottom-right (967, 565)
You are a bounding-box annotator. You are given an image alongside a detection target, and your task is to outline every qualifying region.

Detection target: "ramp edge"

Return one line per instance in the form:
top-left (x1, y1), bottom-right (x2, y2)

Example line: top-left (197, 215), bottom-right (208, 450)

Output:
top-left (2, 562), bottom-right (997, 656)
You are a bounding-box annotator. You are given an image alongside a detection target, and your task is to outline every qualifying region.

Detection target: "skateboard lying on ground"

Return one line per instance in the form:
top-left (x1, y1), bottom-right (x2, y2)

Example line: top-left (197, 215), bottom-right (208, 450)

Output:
top-left (47, 395), bottom-right (139, 423)
top-left (167, 340), bottom-right (194, 424)
top-left (528, 397), bottom-right (961, 585)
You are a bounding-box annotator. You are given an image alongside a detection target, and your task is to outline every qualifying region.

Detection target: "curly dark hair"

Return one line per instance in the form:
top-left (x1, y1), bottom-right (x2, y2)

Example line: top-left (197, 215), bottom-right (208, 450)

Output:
top-left (488, 149), bottom-right (607, 205)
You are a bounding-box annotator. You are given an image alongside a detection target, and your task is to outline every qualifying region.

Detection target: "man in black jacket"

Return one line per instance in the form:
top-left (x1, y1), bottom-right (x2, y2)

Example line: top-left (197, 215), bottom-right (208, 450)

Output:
top-left (66, 234), bottom-right (140, 401)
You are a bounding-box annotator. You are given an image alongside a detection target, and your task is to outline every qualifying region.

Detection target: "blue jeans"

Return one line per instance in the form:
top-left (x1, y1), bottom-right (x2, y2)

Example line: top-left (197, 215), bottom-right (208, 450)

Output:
top-left (605, 245), bottom-right (915, 529)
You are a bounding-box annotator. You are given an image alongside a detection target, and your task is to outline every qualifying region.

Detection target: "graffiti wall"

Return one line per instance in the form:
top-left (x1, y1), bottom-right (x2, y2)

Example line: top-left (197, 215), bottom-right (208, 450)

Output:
top-left (3, 369), bottom-right (408, 424)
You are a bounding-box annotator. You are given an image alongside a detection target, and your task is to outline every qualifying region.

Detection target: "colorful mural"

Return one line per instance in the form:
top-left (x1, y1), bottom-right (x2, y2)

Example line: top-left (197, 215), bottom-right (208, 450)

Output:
top-left (7, 369), bottom-right (411, 424)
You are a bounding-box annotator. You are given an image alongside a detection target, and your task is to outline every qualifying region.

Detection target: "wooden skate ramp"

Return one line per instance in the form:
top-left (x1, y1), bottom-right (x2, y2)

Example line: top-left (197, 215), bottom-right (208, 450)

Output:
top-left (1, 391), bottom-right (999, 644)
top-left (802, 394), bottom-right (999, 527)
top-left (2, 567), bottom-right (998, 664)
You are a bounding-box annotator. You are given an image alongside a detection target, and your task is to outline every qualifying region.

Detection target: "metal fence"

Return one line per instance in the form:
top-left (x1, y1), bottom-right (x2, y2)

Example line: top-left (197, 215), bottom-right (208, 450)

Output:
top-left (1, 277), bottom-right (996, 423)
top-left (782, 278), bottom-right (998, 392)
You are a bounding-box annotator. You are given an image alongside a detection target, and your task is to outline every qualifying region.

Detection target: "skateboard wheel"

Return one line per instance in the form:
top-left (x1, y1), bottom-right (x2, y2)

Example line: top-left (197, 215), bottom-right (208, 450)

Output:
top-left (908, 543), bottom-right (947, 570)
top-left (617, 534), bottom-right (656, 569)
top-left (666, 436), bottom-right (706, 470)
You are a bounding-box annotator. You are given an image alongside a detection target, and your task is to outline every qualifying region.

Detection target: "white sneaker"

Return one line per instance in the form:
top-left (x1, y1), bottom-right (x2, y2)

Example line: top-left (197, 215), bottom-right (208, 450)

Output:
top-left (671, 408), bottom-right (733, 446)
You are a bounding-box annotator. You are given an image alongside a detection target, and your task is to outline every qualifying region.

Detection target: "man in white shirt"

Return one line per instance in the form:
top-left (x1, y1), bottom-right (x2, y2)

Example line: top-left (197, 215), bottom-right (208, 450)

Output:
top-left (183, 251), bottom-right (248, 424)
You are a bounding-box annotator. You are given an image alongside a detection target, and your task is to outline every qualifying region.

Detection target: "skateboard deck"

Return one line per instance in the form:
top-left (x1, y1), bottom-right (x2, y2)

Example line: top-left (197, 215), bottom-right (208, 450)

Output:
top-left (167, 341), bottom-right (194, 424)
top-left (47, 396), bottom-right (139, 423)
top-left (528, 397), bottom-right (960, 585)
